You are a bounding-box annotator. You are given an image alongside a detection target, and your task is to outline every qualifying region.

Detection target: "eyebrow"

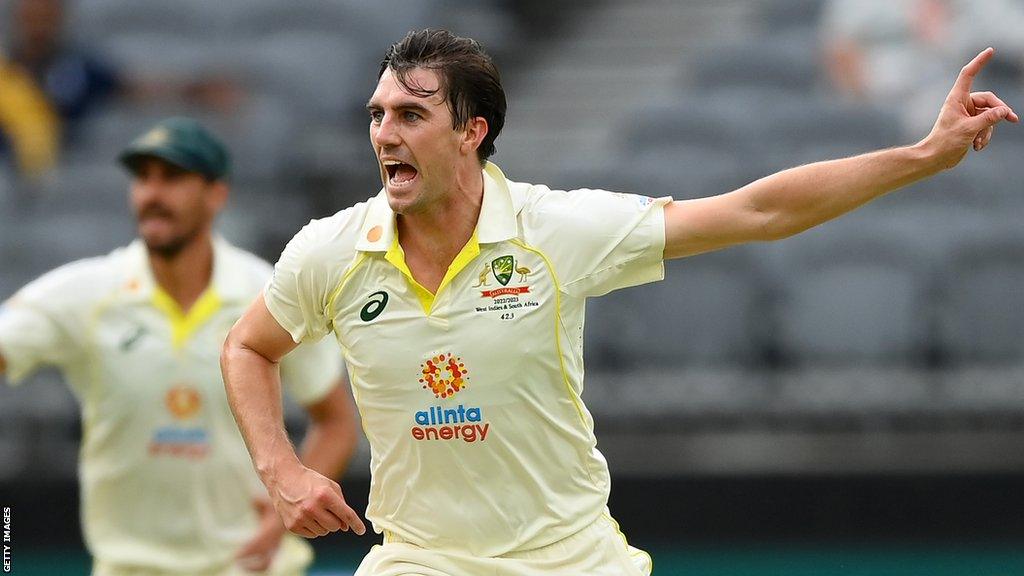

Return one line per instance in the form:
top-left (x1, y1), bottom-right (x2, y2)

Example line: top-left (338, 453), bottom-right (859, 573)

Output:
top-left (365, 101), bottom-right (432, 115)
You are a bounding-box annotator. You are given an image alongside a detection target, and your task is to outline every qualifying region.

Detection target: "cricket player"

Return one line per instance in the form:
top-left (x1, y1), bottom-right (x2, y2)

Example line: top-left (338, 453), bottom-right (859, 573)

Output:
top-left (0, 117), bottom-right (357, 576)
top-left (221, 29), bottom-right (1017, 575)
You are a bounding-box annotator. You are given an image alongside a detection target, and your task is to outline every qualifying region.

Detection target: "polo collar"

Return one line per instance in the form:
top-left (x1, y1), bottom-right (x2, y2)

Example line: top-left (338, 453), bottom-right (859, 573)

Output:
top-left (120, 236), bottom-right (251, 303)
top-left (355, 161), bottom-right (518, 252)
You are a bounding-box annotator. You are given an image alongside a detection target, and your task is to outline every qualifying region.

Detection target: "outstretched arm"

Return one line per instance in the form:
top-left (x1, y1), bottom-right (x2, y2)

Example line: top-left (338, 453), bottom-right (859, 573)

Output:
top-left (664, 47), bottom-right (1018, 259)
top-left (221, 292), bottom-right (366, 539)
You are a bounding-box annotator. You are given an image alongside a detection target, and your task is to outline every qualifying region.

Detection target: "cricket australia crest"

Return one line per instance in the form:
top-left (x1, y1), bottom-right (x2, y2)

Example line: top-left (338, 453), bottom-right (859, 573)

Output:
top-left (491, 255), bottom-right (514, 286)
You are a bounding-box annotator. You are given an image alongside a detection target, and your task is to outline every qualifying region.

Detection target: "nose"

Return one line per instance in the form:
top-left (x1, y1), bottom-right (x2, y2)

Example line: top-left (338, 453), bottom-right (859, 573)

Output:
top-left (372, 112), bottom-right (402, 149)
top-left (131, 174), bottom-right (169, 208)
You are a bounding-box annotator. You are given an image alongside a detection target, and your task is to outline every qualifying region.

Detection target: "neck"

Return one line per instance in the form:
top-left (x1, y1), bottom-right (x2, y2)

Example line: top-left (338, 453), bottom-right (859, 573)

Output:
top-left (397, 164), bottom-right (484, 263)
top-left (148, 230), bottom-right (214, 312)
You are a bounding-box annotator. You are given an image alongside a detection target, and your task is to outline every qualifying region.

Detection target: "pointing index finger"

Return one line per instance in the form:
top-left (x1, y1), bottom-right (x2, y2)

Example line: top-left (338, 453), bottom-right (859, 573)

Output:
top-left (953, 47), bottom-right (995, 96)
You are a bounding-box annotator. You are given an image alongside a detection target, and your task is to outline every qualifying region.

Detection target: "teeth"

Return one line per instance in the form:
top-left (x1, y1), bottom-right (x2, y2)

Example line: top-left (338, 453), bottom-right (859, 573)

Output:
top-left (383, 160), bottom-right (404, 166)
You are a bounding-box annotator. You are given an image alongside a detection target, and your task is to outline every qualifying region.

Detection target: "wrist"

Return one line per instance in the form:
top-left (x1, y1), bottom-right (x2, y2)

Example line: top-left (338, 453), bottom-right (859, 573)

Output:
top-left (256, 451), bottom-right (303, 489)
top-left (910, 135), bottom-right (960, 173)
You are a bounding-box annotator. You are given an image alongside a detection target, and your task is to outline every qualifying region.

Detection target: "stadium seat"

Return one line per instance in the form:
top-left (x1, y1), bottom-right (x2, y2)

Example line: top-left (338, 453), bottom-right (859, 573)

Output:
top-left (72, 0), bottom-right (215, 40)
top-left (759, 100), bottom-right (904, 163)
top-left (934, 233), bottom-right (1024, 364)
top-left (689, 36), bottom-right (821, 94)
top-left (34, 161), bottom-right (131, 215)
top-left (630, 144), bottom-right (758, 199)
top-left (936, 364), bottom-right (1024, 416)
top-left (755, 0), bottom-right (827, 34)
top-left (238, 33), bottom-right (372, 123)
top-left (870, 155), bottom-right (1006, 211)
top-left (769, 216), bottom-right (933, 366)
top-left (97, 33), bottom-right (231, 77)
top-left (585, 245), bottom-right (771, 369)
top-left (1, 213), bottom-right (134, 272)
top-left (770, 366), bottom-right (934, 420)
top-left (233, 0), bottom-right (438, 48)
top-left (617, 96), bottom-right (755, 155)
top-left (20, 372), bottom-right (81, 480)
top-left (551, 145), bottom-right (755, 203)
top-left (584, 367), bottom-right (771, 428)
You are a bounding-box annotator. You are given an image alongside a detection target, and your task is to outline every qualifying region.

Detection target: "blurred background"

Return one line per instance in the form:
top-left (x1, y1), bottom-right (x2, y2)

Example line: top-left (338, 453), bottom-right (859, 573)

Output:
top-left (3, 0), bottom-right (1024, 574)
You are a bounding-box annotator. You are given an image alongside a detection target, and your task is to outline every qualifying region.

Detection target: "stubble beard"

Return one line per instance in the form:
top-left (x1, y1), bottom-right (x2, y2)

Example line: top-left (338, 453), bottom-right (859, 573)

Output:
top-left (142, 221), bottom-right (205, 260)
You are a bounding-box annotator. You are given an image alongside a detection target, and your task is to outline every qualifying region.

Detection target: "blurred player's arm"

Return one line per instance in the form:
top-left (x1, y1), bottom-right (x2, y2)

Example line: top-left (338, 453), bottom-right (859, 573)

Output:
top-left (299, 382), bottom-right (358, 481)
top-left (663, 48), bottom-right (1018, 260)
top-left (0, 352), bottom-right (6, 374)
top-left (222, 292), bottom-right (366, 539)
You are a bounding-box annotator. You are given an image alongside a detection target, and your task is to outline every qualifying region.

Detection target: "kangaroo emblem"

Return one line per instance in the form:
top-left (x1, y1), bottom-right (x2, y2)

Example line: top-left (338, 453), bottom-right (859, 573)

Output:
top-left (472, 263), bottom-right (491, 287)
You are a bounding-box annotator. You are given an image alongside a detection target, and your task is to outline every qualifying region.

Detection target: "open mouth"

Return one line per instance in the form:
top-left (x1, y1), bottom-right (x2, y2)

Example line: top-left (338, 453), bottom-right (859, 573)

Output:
top-left (383, 160), bottom-right (419, 186)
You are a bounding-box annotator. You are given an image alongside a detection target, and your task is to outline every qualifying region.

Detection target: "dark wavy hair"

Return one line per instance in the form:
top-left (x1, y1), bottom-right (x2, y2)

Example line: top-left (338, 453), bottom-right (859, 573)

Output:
top-left (379, 29), bottom-right (506, 163)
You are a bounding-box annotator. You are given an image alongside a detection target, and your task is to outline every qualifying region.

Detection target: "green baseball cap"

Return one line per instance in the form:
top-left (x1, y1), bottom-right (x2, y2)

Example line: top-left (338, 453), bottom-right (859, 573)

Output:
top-left (119, 117), bottom-right (231, 180)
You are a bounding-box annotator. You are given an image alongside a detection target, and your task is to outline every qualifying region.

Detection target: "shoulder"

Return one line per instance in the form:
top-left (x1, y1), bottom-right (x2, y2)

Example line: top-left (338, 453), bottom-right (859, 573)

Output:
top-left (8, 247), bottom-right (126, 309)
top-left (297, 203), bottom-right (366, 255)
top-left (283, 202), bottom-right (368, 272)
top-left (215, 239), bottom-right (275, 294)
top-left (515, 180), bottom-right (657, 236)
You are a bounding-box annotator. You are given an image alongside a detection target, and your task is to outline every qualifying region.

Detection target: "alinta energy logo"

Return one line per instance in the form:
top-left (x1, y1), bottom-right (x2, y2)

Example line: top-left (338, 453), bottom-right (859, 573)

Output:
top-left (411, 353), bottom-right (490, 443)
top-left (148, 384), bottom-right (210, 459)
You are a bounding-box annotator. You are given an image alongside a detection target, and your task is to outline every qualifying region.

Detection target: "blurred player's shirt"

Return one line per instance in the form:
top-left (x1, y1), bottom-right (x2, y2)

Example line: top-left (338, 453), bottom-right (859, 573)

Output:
top-left (265, 162), bottom-right (667, 557)
top-left (0, 237), bottom-right (343, 574)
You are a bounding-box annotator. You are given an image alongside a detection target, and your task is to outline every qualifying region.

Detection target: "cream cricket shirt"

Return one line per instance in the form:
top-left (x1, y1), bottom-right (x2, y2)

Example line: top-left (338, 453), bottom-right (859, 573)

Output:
top-left (0, 238), bottom-right (343, 573)
top-left (265, 163), bottom-right (669, 557)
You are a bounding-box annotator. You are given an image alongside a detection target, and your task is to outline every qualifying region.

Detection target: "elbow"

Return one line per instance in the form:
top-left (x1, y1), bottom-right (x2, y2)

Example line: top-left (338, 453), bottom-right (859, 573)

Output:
top-left (754, 207), bottom-right (790, 242)
top-left (220, 328), bottom-right (239, 375)
top-left (220, 326), bottom-right (251, 388)
top-left (758, 209), bottom-right (812, 242)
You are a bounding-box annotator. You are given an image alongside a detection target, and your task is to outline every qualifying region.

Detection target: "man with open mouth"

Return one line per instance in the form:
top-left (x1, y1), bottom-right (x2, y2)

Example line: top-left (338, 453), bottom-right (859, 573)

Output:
top-left (222, 29), bottom-right (1017, 576)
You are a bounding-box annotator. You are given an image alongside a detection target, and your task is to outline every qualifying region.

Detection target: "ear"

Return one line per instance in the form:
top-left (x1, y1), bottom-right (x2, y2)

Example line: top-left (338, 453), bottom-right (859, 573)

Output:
top-left (460, 116), bottom-right (489, 157)
top-left (207, 180), bottom-right (230, 214)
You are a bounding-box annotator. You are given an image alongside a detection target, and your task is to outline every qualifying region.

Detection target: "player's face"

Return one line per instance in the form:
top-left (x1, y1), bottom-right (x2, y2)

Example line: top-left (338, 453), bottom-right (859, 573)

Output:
top-left (129, 158), bottom-right (221, 258)
top-left (367, 68), bottom-right (467, 215)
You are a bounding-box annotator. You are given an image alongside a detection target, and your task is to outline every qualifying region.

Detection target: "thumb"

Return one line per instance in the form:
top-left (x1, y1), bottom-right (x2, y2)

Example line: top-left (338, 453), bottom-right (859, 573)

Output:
top-left (968, 106), bottom-right (1010, 133)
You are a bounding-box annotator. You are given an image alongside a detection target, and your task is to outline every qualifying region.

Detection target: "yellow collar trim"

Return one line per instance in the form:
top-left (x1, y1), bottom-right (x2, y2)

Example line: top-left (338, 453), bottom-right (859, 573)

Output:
top-left (151, 287), bottom-right (222, 349)
top-left (384, 230), bottom-right (480, 315)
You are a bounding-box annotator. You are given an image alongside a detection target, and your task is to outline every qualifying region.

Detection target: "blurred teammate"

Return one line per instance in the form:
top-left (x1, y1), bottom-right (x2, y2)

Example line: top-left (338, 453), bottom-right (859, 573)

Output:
top-left (221, 29), bottom-right (1017, 575)
top-left (0, 117), bottom-right (357, 576)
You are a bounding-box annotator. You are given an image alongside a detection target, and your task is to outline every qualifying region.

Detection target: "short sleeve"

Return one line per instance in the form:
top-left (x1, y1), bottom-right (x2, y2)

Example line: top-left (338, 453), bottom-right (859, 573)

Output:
top-left (264, 222), bottom-right (335, 344)
top-left (280, 336), bottom-right (345, 406)
top-left (0, 267), bottom-right (91, 384)
top-left (524, 188), bottom-right (670, 298)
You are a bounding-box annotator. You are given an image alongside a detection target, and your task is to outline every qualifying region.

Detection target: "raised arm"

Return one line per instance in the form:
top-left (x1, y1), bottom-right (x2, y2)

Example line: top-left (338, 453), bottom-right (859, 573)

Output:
top-left (664, 47), bottom-right (1018, 259)
top-left (221, 292), bottom-right (366, 539)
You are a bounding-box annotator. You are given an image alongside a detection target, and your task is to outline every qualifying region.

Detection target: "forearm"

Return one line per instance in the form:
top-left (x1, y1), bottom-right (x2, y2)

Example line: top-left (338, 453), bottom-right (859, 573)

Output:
top-left (747, 142), bottom-right (943, 240)
top-left (221, 340), bottom-right (302, 487)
